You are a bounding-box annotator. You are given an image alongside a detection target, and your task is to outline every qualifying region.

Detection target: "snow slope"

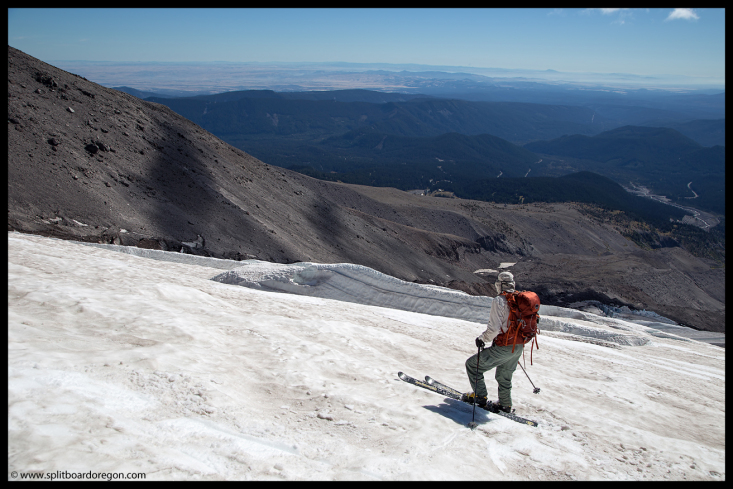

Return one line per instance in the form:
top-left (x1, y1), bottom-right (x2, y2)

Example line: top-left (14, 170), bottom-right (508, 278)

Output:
top-left (8, 232), bottom-right (725, 480)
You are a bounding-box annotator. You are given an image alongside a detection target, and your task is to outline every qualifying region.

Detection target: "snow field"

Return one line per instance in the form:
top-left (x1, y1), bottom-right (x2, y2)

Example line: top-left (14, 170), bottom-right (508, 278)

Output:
top-left (7, 232), bottom-right (725, 480)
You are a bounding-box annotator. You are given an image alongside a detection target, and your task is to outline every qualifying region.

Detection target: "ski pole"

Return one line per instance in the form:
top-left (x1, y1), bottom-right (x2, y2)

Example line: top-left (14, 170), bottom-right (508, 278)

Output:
top-left (518, 360), bottom-right (540, 394)
top-left (468, 344), bottom-right (482, 429)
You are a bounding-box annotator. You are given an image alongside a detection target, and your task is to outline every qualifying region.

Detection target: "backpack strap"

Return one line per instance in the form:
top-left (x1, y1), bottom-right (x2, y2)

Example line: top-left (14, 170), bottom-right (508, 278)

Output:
top-left (505, 291), bottom-right (521, 353)
top-left (510, 324), bottom-right (521, 353)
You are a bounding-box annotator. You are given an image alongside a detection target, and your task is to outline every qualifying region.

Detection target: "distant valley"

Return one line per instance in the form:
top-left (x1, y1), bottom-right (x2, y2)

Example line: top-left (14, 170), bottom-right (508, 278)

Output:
top-left (524, 126), bottom-right (725, 215)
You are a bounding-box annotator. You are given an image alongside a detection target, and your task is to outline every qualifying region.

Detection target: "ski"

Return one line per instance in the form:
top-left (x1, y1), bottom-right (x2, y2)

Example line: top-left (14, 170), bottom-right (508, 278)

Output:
top-left (425, 375), bottom-right (462, 397)
top-left (398, 372), bottom-right (539, 427)
top-left (398, 371), bottom-right (464, 401)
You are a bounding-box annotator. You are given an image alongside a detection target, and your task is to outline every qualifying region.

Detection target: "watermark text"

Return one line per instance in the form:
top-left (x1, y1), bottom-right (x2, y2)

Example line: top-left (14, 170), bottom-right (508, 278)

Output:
top-left (10, 470), bottom-right (146, 481)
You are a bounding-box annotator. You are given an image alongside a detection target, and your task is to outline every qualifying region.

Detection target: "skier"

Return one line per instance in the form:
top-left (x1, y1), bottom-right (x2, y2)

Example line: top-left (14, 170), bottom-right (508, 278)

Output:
top-left (463, 271), bottom-right (523, 413)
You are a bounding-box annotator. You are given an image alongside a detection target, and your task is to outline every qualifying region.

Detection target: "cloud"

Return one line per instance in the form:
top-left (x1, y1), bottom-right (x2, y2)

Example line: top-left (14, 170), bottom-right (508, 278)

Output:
top-left (547, 8), bottom-right (566, 16)
top-left (580, 8), bottom-right (632, 24)
top-left (665, 8), bottom-right (699, 21)
top-left (581, 8), bottom-right (626, 15)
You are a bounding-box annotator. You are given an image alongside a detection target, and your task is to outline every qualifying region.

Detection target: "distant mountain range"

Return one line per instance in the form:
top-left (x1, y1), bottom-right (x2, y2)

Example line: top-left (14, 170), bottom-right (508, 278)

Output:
top-left (115, 86), bottom-right (435, 104)
top-left (115, 84), bottom-right (724, 146)
top-left (144, 90), bottom-right (611, 144)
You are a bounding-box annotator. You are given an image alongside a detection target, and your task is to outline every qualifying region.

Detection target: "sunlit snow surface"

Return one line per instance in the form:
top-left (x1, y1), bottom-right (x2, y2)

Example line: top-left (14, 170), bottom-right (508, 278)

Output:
top-left (8, 232), bottom-right (725, 480)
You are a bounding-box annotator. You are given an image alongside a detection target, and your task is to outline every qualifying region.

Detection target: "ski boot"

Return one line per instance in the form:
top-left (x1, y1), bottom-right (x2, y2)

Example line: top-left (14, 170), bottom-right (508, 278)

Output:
top-left (487, 401), bottom-right (513, 414)
top-left (462, 392), bottom-right (488, 407)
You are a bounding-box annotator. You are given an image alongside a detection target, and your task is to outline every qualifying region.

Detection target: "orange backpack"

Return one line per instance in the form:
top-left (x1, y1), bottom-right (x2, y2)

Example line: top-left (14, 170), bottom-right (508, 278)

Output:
top-left (493, 291), bottom-right (541, 364)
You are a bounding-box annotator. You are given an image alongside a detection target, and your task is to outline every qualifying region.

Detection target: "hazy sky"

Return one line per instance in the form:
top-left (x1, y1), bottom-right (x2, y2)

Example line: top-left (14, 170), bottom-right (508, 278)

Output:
top-left (7, 8), bottom-right (726, 80)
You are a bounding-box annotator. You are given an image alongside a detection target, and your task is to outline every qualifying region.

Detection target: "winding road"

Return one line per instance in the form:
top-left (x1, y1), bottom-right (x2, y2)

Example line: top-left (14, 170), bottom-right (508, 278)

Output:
top-left (622, 182), bottom-right (717, 230)
top-left (685, 181), bottom-right (699, 199)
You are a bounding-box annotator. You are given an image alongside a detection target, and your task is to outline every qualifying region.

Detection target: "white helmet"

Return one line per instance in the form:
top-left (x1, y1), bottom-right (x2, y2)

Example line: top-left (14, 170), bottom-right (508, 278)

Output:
top-left (494, 271), bottom-right (515, 294)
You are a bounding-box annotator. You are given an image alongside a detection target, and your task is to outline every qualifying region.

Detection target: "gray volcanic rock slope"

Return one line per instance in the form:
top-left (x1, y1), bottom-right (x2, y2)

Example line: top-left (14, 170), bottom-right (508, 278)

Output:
top-left (8, 46), bottom-right (724, 333)
top-left (7, 45), bottom-right (495, 284)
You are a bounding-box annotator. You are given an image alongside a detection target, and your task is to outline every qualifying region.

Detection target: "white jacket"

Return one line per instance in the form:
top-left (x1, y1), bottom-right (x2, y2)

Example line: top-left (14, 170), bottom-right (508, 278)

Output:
top-left (478, 294), bottom-right (510, 345)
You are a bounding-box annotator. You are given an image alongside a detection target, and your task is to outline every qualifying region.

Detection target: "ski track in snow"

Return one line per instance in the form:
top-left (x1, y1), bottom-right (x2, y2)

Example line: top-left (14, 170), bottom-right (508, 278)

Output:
top-left (7, 232), bottom-right (725, 480)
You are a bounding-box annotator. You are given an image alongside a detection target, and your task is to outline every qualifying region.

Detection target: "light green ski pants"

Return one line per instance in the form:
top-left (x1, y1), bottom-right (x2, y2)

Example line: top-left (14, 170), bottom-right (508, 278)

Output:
top-left (465, 343), bottom-right (524, 407)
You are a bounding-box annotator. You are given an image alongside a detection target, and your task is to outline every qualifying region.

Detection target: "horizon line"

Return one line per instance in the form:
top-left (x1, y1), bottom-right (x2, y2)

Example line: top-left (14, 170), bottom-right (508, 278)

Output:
top-left (42, 58), bottom-right (725, 84)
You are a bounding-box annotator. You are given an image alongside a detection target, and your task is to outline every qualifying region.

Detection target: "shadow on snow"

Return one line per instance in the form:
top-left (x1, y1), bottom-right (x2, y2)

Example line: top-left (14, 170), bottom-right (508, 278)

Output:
top-left (422, 398), bottom-right (493, 427)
